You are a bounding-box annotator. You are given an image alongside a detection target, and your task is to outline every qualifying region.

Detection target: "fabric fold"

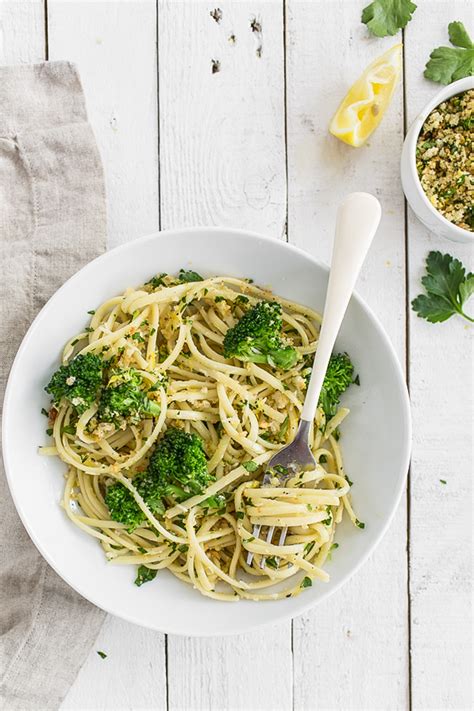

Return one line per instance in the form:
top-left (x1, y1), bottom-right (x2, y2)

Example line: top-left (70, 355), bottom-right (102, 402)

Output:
top-left (0, 61), bottom-right (107, 710)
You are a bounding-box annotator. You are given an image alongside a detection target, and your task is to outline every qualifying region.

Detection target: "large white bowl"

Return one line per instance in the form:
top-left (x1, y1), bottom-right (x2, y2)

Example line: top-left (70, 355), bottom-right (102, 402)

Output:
top-left (2, 228), bottom-right (411, 636)
top-left (401, 76), bottom-right (474, 244)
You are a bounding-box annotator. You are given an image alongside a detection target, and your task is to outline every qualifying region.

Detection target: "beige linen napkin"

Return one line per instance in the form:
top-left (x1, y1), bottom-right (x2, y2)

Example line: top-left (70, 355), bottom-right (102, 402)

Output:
top-left (0, 62), bottom-right (107, 710)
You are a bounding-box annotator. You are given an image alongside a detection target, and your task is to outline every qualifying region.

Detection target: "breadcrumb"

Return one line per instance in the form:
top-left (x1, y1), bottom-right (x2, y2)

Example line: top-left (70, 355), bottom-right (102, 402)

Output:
top-left (416, 89), bottom-right (473, 232)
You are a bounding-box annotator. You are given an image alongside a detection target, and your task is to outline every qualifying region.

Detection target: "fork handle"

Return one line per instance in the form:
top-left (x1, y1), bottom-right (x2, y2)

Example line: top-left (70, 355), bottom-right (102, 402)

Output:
top-left (300, 192), bottom-right (381, 424)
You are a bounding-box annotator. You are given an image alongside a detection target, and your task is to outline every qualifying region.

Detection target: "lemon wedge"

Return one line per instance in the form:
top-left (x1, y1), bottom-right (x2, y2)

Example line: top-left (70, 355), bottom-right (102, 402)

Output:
top-left (330, 44), bottom-right (402, 147)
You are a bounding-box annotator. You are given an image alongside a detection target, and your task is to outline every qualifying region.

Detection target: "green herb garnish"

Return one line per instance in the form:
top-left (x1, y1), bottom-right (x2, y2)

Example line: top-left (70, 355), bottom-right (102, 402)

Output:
top-left (146, 273), bottom-right (168, 289)
top-left (266, 556), bottom-right (279, 569)
top-left (134, 565), bottom-right (157, 586)
top-left (361, 0), bottom-right (417, 37)
top-left (412, 251), bottom-right (474, 323)
top-left (242, 460), bottom-right (258, 472)
top-left (178, 269), bottom-right (204, 283)
top-left (277, 415), bottom-right (289, 443)
top-left (424, 22), bottom-right (474, 84)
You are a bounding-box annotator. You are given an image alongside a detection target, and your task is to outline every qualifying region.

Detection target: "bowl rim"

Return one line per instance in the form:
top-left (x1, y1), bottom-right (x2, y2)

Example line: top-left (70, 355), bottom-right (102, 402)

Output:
top-left (2, 226), bottom-right (412, 635)
top-left (405, 76), bottom-right (474, 240)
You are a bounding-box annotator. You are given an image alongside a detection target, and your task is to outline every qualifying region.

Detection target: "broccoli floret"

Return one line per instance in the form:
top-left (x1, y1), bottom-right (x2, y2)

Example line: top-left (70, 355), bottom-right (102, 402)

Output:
top-left (98, 369), bottom-right (161, 425)
top-left (148, 427), bottom-right (211, 497)
top-left (105, 478), bottom-right (147, 531)
top-left (223, 300), bottom-right (299, 370)
top-left (319, 353), bottom-right (354, 420)
top-left (105, 469), bottom-right (169, 531)
top-left (45, 353), bottom-right (103, 414)
top-left (105, 428), bottom-right (212, 529)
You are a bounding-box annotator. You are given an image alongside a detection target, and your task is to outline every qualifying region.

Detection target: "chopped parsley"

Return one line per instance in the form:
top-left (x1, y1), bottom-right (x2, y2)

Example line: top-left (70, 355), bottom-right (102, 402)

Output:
top-left (266, 556), bottom-right (279, 569)
top-left (242, 460), bottom-right (258, 472)
top-left (178, 269), bottom-right (204, 283)
top-left (277, 415), bottom-right (289, 443)
top-left (134, 565), bottom-right (158, 586)
top-left (146, 273), bottom-right (168, 289)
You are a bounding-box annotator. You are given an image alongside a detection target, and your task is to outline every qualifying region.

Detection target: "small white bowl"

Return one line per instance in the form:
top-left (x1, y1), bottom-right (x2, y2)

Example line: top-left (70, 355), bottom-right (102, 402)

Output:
top-left (401, 76), bottom-right (473, 244)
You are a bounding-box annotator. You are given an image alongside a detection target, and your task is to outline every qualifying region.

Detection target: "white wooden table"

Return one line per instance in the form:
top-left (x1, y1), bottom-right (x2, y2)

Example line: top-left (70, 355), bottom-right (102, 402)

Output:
top-left (2, 1), bottom-right (472, 709)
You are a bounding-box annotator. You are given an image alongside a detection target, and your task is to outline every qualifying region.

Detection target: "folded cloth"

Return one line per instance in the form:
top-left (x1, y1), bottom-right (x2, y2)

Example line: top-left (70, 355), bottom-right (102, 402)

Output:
top-left (0, 62), bottom-right (107, 710)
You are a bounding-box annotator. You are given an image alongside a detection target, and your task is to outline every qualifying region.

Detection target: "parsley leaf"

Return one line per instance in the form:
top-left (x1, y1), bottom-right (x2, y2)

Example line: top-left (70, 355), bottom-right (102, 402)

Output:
top-left (412, 252), bottom-right (474, 324)
top-left (134, 565), bottom-right (157, 587)
top-left (448, 20), bottom-right (473, 49)
top-left (361, 0), bottom-right (417, 37)
top-left (97, 650), bottom-right (107, 659)
top-left (301, 576), bottom-right (312, 588)
top-left (242, 460), bottom-right (258, 472)
top-left (424, 22), bottom-right (474, 84)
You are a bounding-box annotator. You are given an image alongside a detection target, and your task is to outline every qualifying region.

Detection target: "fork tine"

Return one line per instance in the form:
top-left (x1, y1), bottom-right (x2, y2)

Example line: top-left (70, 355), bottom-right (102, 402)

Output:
top-left (247, 462), bottom-right (299, 568)
top-left (260, 526), bottom-right (276, 568)
top-left (274, 527), bottom-right (288, 565)
top-left (277, 527), bottom-right (288, 547)
top-left (246, 523), bottom-right (261, 566)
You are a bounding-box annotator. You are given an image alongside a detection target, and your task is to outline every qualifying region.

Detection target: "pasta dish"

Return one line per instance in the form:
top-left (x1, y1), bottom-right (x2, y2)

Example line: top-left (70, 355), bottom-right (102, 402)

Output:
top-left (40, 270), bottom-right (362, 601)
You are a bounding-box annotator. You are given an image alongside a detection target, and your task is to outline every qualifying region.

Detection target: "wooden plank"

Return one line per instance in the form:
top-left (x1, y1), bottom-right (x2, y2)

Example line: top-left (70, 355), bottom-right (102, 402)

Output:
top-left (404, 2), bottom-right (473, 709)
top-left (286, 2), bottom-right (409, 709)
top-left (45, 3), bottom-right (166, 708)
top-left (0, 0), bottom-right (44, 64)
top-left (158, 0), bottom-right (286, 235)
top-left (47, 0), bottom-right (160, 247)
top-left (61, 618), bottom-right (167, 711)
top-left (158, 2), bottom-right (292, 709)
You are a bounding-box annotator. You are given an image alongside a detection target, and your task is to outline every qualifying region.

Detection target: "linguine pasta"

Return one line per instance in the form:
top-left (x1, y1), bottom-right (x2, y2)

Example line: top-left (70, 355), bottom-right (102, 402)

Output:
top-left (41, 274), bottom-right (361, 601)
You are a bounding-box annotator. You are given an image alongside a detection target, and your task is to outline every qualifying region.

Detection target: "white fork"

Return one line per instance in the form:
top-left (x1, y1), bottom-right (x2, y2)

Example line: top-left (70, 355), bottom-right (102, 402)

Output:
top-left (247, 192), bottom-right (382, 568)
